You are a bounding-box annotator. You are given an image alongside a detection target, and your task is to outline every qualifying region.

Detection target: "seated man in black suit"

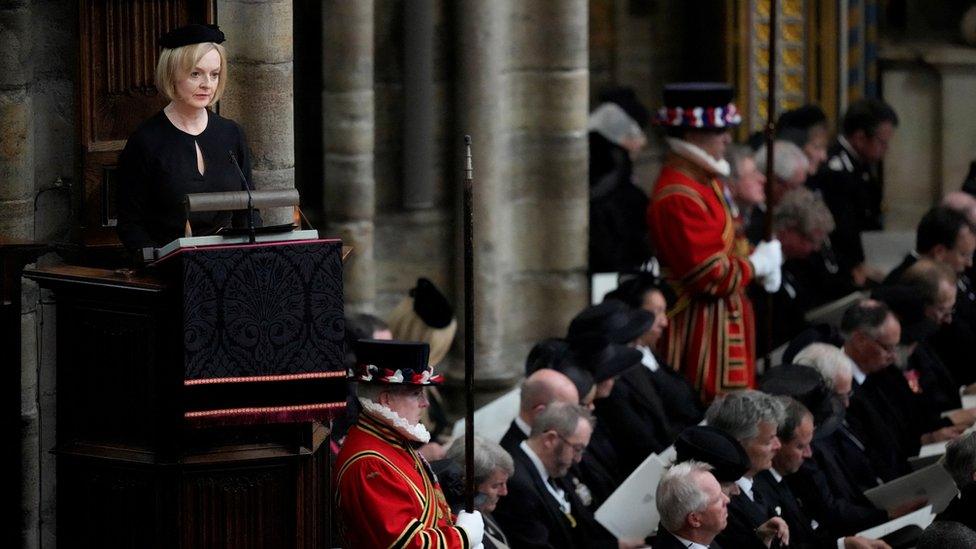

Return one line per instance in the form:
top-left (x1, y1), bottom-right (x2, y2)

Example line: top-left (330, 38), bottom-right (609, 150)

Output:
top-left (706, 390), bottom-right (790, 549)
top-left (790, 343), bottom-right (925, 529)
top-left (654, 461), bottom-right (731, 549)
top-left (753, 381), bottom-right (890, 549)
top-left (936, 432), bottom-right (976, 532)
top-left (492, 401), bottom-right (645, 549)
top-left (836, 300), bottom-right (918, 480)
top-left (884, 205), bottom-right (976, 387)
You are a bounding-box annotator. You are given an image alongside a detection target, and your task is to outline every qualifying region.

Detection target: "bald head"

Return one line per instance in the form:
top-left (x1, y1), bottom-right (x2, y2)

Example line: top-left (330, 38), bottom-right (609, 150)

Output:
top-left (519, 368), bottom-right (580, 425)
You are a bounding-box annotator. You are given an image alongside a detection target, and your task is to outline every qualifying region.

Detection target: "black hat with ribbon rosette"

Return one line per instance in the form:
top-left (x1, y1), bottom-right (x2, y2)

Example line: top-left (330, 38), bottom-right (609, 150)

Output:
top-left (348, 339), bottom-right (444, 386)
top-left (654, 82), bottom-right (742, 129)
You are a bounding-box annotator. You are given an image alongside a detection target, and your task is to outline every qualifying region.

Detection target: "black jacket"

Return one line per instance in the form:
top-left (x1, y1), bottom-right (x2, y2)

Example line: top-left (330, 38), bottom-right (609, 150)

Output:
top-left (935, 483), bottom-right (976, 532)
top-left (652, 529), bottom-right (723, 549)
top-left (595, 366), bottom-right (673, 477)
top-left (787, 458), bottom-right (887, 537)
top-left (714, 486), bottom-right (773, 549)
top-left (493, 444), bottom-right (616, 549)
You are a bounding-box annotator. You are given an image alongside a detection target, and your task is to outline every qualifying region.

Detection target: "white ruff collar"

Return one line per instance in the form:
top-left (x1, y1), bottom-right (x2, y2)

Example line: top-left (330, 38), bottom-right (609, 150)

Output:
top-left (666, 137), bottom-right (731, 177)
top-left (359, 397), bottom-right (432, 444)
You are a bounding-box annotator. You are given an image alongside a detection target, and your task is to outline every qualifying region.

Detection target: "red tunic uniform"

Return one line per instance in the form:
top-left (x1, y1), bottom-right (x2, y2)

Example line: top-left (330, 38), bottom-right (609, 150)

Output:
top-left (647, 155), bottom-right (756, 402)
top-left (334, 410), bottom-right (471, 549)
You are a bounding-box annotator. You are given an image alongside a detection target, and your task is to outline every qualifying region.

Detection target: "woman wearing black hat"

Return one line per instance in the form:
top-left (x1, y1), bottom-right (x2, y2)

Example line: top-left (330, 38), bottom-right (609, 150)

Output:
top-left (116, 24), bottom-right (261, 255)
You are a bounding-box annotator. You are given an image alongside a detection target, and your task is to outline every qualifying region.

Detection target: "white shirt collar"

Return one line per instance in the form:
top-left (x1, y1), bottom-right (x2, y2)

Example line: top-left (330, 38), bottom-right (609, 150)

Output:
top-left (520, 440), bottom-right (571, 514)
top-left (639, 345), bottom-right (660, 372)
top-left (850, 361), bottom-right (867, 386)
top-left (769, 468), bottom-right (785, 483)
top-left (666, 137), bottom-right (731, 177)
top-left (736, 476), bottom-right (755, 501)
top-left (672, 532), bottom-right (711, 549)
top-left (515, 416), bottom-right (532, 437)
top-left (837, 135), bottom-right (860, 162)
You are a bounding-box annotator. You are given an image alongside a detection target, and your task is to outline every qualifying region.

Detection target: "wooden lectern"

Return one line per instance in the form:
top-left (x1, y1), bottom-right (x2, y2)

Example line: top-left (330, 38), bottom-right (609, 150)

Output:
top-left (25, 238), bottom-right (349, 548)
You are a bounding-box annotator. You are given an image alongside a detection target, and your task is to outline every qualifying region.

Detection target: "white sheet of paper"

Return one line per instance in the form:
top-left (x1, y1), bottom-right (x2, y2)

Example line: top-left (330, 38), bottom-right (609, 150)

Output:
top-left (595, 454), bottom-right (666, 540)
top-left (918, 441), bottom-right (947, 458)
top-left (657, 445), bottom-right (676, 465)
top-left (863, 462), bottom-right (958, 514)
top-left (450, 386), bottom-right (521, 443)
top-left (855, 505), bottom-right (934, 540)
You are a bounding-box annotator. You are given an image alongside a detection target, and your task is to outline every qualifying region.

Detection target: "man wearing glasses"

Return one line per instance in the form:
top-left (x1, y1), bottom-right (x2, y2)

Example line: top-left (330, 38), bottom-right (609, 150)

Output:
top-left (840, 299), bottom-right (963, 484)
top-left (493, 401), bottom-right (647, 549)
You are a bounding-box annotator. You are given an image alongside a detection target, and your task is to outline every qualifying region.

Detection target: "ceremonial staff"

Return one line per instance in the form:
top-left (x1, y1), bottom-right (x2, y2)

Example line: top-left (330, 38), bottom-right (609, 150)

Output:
top-left (762, 0), bottom-right (778, 368)
top-left (462, 135), bottom-right (476, 513)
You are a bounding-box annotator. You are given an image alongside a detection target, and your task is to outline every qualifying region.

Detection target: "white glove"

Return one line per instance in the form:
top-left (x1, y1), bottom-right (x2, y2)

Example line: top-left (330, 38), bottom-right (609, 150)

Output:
top-left (750, 239), bottom-right (783, 293)
top-left (456, 510), bottom-right (484, 548)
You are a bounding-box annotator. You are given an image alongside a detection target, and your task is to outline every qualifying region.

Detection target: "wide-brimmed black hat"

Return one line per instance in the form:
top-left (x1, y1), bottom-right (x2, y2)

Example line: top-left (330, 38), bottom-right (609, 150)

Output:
top-left (347, 339), bottom-right (443, 386)
top-left (525, 337), bottom-right (571, 376)
top-left (654, 82), bottom-right (742, 129)
top-left (871, 285), bottom-right (938, 345)
top-left (675, 425), bottom-right (750, 483)
top-left (604, 273), bottom-right (677, 310)
top-left (159, 24), bottom-right (225, 49)
top-left (568, 343), bottom-right (641, 383)
top-left (760, 364), bottom-right (844, 440)
top-left (567, 300), bottom-right (654, 349)
top-left (410, 278), bottom-right (455, 329)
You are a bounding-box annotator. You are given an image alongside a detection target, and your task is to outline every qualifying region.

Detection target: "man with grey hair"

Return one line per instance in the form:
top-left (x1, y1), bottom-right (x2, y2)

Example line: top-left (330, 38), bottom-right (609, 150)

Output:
top-left (754, 188), bottom-right (838, 352)
top-left (755, 140), bottom-right (810, 204)
top-left (706, 390), bottom-right (790, 548)
top-left (493, 402), bottom-right (644, 549)
top-left (725, 144), bottom-right (767, 244)
top-left (936, 432), bottom-right (976, 531)
top-left (654, 461), bottom-right (731, 549)
top-left (792, 343), bottom-right (925, 530)
top-left (838, 299), bottom-right (916, 483)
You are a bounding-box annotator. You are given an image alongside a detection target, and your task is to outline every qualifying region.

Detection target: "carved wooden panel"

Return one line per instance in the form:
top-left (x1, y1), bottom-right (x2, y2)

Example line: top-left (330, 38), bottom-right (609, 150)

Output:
top-left (78, 0), bottom-right (215, 249)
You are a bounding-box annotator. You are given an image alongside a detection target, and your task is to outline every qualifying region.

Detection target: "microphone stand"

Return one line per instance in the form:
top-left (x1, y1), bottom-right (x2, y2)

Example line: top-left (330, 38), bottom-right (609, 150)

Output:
top-left (229, 151), bottom-right (257, 244)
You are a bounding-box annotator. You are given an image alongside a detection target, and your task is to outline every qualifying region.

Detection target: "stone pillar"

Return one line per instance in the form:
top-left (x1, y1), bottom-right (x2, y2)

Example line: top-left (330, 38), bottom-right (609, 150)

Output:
top-left (456, 0), bottom-right (511, 385)
top-left (453, 0), bottom-right (589, 387)
top-left (402, 0), bottom-right (436, 210)
top-left (322, 0), bottom-right (375, 313)
top-left (504, 0), bottom-right (589, 377)
top-left (218, 0), bottom-right (295, 226)
top-left (0, 0), bottom-right (34, 239)
top-left (0, 2), bottom-right (37, 546)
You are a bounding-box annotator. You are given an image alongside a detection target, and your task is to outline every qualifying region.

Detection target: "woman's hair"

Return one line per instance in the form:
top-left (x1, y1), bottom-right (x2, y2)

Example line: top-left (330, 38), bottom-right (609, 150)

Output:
top-left (446, 435), bottom-right (514, 485)
top-left (155, 42), bottom-right (227, 105)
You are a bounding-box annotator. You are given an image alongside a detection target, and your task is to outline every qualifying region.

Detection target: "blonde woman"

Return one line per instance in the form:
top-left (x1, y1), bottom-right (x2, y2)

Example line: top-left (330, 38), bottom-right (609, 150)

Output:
top-left (117, 24), bottom-right (260, 254)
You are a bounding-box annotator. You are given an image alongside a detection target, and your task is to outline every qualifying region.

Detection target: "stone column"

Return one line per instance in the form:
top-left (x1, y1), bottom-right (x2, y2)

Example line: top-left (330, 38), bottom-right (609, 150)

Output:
top-left (455, 0), bottom-right (511, 385)
top-left (452, 1), bottom-right (589, 387)
top-left (218, 0), bottom-right (295, 226)
top-left (0, 0), bottom-right (34, 239)
top-left (504, 0), bottom-right (589, 377)
top-left (322, 1), bottom-right (375, 313)
top-left (0, 2), bottom-right (37, 547)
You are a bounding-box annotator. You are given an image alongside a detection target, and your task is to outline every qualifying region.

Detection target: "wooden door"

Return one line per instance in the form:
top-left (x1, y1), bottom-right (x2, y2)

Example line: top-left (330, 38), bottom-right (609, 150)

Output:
top-left (78, 0), bottom-right (215, 251)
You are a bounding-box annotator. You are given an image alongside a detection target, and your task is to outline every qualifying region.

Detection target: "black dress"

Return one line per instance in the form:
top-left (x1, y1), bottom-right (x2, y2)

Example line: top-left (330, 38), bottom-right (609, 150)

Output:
top-left (116, 109), bottom-right (259, 251)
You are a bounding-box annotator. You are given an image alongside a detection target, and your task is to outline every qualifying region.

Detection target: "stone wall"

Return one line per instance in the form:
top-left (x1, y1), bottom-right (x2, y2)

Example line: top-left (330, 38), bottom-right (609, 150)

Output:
top-left (1, 0), bottom-right (77, 546)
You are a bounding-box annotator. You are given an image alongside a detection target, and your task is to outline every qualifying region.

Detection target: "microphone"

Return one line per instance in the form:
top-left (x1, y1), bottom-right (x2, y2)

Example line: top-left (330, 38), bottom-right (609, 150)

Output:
top-left (229, 150), bottom-right (256, 243)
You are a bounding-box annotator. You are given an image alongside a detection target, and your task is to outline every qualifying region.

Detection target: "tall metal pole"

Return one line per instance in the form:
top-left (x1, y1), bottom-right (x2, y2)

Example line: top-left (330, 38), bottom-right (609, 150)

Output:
top-left (462, 136), bottom-right (476, 513)
top-left (763, 0), bottom-right (778, 369)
